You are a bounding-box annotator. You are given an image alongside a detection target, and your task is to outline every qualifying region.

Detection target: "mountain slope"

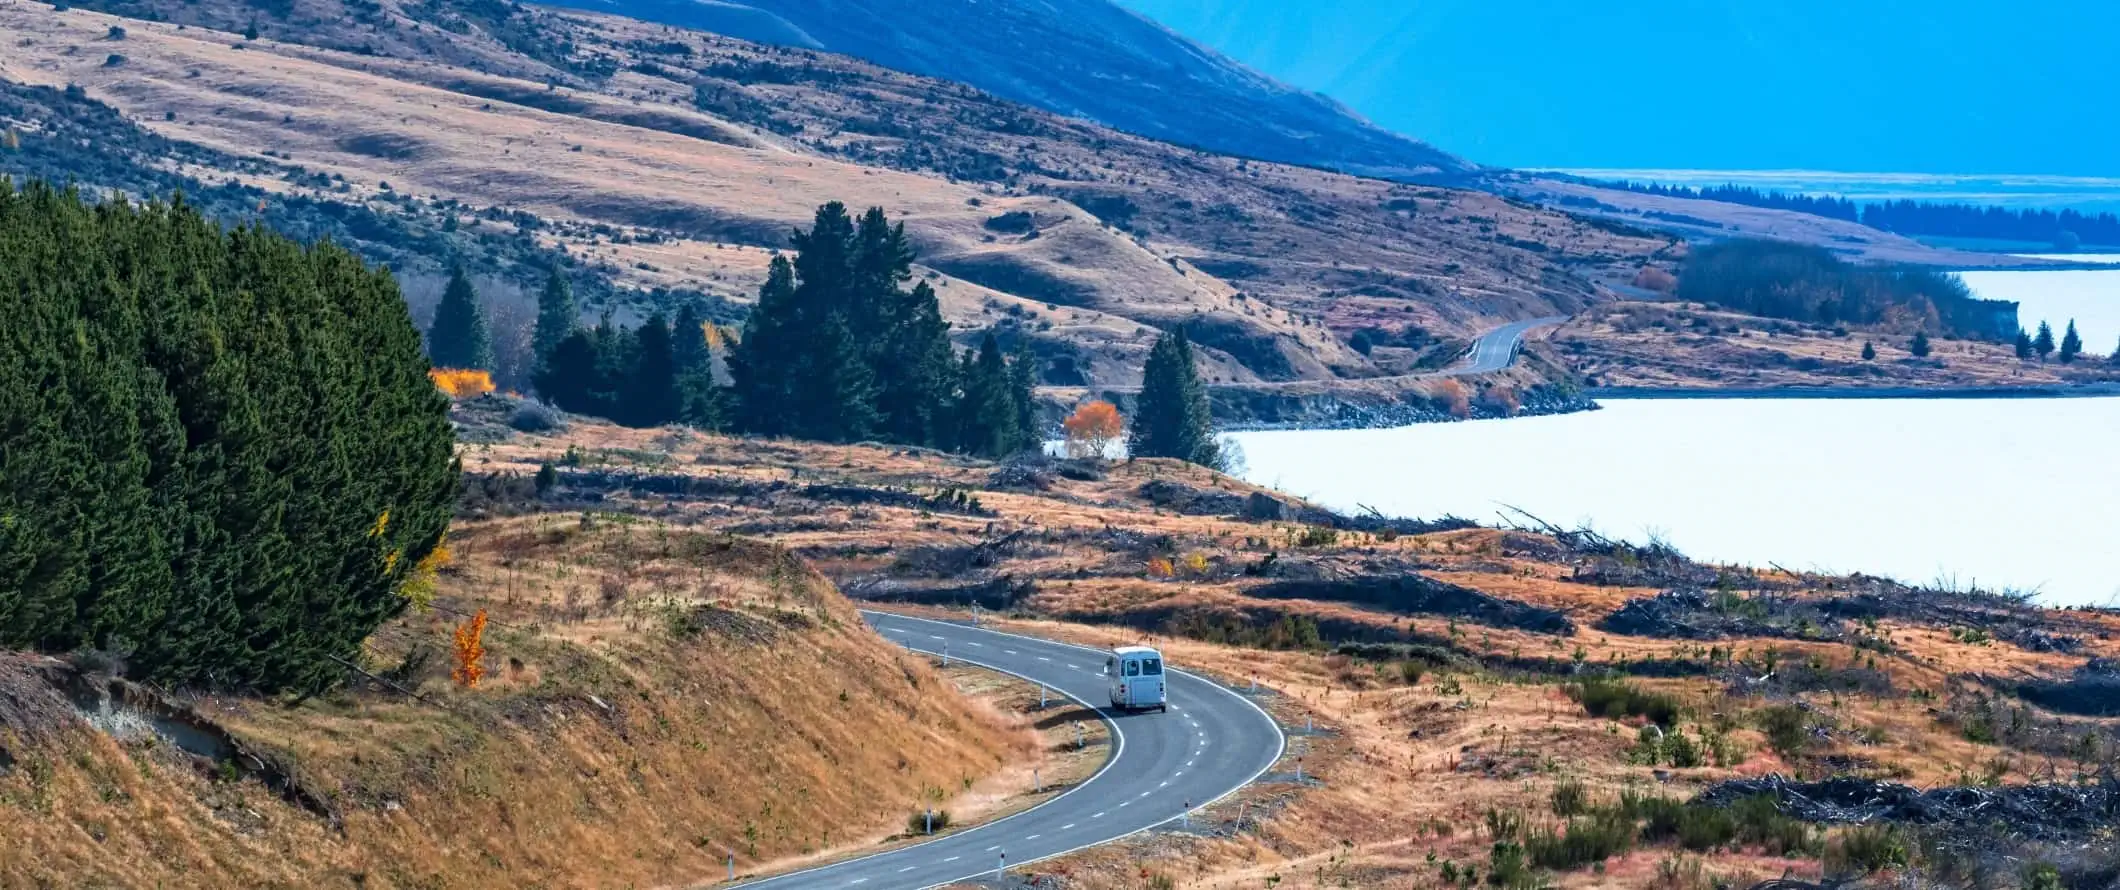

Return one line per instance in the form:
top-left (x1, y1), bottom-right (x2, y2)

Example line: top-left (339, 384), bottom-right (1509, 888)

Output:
top-left (5, 0), bottom-right (1660, 393)
top-left (558, 0), bottom-right (1472, 181)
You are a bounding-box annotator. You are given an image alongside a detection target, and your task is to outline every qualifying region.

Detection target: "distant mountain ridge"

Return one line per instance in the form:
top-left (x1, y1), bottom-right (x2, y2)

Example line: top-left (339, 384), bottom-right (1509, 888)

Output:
top-left (558, 0), bottom-right (1471, 180)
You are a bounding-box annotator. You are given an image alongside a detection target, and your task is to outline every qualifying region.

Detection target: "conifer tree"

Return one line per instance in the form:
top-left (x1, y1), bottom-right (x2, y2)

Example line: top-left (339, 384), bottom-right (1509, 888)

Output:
top-left (671, 302), bottom-right (710, 377)
top-left (1909, 330), bottom-right (1931, 358)
top-left (2034, 321), bottom-right (2056, 360)
top-left (535, 329), bottom-right (604, 417)
top-left (2111, 337), bottom-right (2120, 367)
top-left (2059, 320), bottom-right (2083, 363)
top-left (2015, 329), bottom-right (2034, 359)
top-left (1007, 338), bottom-right (1039, 452)
top-left (1129, 327), bottom-right (1220, 468)
top-left (532, 267), bottom-right (577, 369)
top-left (626, 312), bottom-right (681, 427)
top-left (1860, 341), bottom-right (1876, 361)
top-left (428, 265), bottom-right (493, 370)
top-left (955, 333), bottom-right (1020, 457)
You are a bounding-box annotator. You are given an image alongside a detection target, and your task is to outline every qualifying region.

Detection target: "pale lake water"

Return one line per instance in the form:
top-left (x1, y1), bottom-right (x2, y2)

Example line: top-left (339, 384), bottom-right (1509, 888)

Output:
top-left (1960, 262), bottom-right (2120, 354)
top-left (1230, 397), bottom-right (2120, 607)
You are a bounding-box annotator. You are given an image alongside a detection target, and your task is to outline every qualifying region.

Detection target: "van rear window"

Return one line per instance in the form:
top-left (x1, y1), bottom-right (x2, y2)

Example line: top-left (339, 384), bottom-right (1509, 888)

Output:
top-left (1140, 658), bottom-right (1162, 675)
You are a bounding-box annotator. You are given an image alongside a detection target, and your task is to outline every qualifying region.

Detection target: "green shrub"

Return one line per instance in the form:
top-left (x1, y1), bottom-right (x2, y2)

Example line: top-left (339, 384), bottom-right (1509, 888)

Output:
top-left (1729, 795), bottom-right (1818, 856)
top-left (1487, 841), bottom-right (1533, 888)
top-left (1826, 824), bottom-right (1908, 875)
top-left (1571, 675), bottom-right (1682, 726)
top-left (1550, 778), bottom-right (1588, 818)
top-left (1525, 809), bottom-right (1636, 870)
top-left (1757, 705), bottom-right (1813, 760)
top-left (906, 809), bottom-right (951, 835)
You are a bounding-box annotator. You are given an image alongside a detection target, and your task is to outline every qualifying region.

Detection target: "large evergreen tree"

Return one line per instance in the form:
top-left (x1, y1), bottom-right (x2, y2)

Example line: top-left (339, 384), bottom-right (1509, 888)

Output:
top-left (624, 311), bottom-right (681, 427)
top-left (1129, 327), bottom-right (1220, 468)
top-left (2015, 329), bottom-right (2034, 359)
top-left (0, 180), bottom-right (457, 693)
top-left (427, 265), bottom-right (493, 370)
top-left (2059, 320), bottom-right (2083, 363)
top-left (532, 266), bottom-right (577, 370)
top-left (954, 333), bottom-right (1021, 457)
top-left (2034, 321), bottom-right (2056, 360)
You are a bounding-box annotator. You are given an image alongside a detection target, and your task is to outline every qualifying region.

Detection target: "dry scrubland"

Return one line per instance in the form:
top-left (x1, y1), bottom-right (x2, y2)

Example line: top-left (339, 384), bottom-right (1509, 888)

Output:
top-left (0, 515), bottom-right (1072, 889)
top-left (0, 0), bottom-right (1667, 388)
top-left (433, 408), bottom-right (2120, 889)
top-left (1556, 302), bottom-right (2120, 390)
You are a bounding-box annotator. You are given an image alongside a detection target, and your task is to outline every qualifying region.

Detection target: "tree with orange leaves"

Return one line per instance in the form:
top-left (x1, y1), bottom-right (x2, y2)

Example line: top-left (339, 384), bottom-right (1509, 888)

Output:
top-left (451, 609), bottom-right (488, 689)
top-left (1062, 400), bottom-right (1124, 459)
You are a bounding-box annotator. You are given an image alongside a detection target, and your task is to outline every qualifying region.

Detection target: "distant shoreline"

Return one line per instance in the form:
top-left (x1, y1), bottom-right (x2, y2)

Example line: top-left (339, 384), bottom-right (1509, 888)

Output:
top-left (1587, 383), bottom-right (2120, 401)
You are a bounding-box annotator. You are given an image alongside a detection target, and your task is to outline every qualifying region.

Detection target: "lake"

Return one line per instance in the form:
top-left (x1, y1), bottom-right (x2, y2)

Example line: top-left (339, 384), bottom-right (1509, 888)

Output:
top-left (1230, 396), bottom-right (2120, 607)
top-left (1960, 262), bottom-right (2120, 354)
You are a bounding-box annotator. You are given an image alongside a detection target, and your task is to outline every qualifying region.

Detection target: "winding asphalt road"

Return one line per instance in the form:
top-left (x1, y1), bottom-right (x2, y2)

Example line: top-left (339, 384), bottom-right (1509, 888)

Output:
top-left (734, 612), bottom-right (1285, 890)
top-left (1436, 315), bottom-right (1567, 377)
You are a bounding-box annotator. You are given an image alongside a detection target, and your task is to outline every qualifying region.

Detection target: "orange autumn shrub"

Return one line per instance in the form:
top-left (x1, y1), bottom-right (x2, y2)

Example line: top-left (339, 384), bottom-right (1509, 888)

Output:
top-left (429, 368), bottom-right (495, 399)
top-left (451, 609), bottom-right (488, 689)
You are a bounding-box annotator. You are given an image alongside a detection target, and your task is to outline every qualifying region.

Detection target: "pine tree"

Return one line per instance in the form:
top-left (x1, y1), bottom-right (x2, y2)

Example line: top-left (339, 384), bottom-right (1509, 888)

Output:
top-left (2015, 329), bottom-right (2034, 359)
top-left (1129, 328), bottom-right (1220, 468)
top-left (954, 333), bottom-right (1020, 457)
top-left (1007, 338), bottom-right (1039, 453)
top-left (792, 314), bottom-right (877, 442)
top-left (532, 267), bottom-right (577, 370)
top-left (428, 266), bottom-right (493, 370)
top-left (2059, 320), bottom-right (2083, 363)
top-left (625, 312), bottom-right (681, 427)
top-left (2111, 337), bottom-right (2120, 367)
top-left (671, 302), bottom-right (710, 377)
top-left (1860, 341), bottom-right (1876, 361)
top-left (1909, 330), bottom-right (1931, 358)
top-left (2034, 321), bottom-right (2056, 360)
top-left (538, 330), bottom-right (606, 417)
top-left (730, 255), bottom-right (802, 436)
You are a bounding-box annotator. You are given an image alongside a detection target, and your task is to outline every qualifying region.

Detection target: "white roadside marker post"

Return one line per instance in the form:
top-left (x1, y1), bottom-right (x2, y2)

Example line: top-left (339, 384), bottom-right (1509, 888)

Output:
top-left (1034, 767), bottom-right (1041, 793)
top-left (942, 642), bottom-right (949, 668)
top-left (998, 851), bottom-right (1006, 883)
top-left (1039, 684), bottom-right (1047, 709)
top-left (1074, 720), bottom-right (1083, 750)
top-left (726, 854), bottom-right (733, 881)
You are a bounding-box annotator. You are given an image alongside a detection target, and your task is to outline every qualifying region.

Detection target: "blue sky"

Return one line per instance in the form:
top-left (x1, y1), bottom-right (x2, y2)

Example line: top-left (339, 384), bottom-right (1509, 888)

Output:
top-left (1117, 0), bottom-right (2117, 176)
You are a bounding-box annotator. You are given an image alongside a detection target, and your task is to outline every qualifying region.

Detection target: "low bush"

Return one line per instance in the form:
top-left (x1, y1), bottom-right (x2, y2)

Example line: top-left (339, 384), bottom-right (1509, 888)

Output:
top-left (906, 809), bottom-right (951, 835)
top-left (1571, 675), bottom-right (1682, 726)
top-left (1525, 808), bottom-right (1636, 870)
top-left (1756, 704), bottom-right (1813, 759)
top-left (510, 399), bottom-right (566, 432)
top-left (1551, 778), bottom-right (1589, 818)
top-left (1826, 824), bottom-right (1910, 876)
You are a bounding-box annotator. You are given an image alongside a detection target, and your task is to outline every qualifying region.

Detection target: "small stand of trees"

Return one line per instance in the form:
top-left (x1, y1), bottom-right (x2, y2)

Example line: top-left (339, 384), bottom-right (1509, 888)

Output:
top-left (1676, 239), bottom-right (2014, 340)
top-left (529, 203), bottom-right (1038, 457)
top-left (0, 181), bottom-right (459, 693)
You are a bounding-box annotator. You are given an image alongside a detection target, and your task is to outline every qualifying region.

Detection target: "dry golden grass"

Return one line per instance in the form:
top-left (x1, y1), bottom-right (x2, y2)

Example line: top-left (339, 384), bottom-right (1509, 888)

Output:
top-left (0, 515), bottom-right (1047, 889)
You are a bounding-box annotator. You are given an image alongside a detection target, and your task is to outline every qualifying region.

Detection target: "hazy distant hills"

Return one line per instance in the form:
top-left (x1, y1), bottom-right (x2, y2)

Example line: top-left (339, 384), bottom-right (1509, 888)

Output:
top-left (558, 0), bottom-right (1472, 180)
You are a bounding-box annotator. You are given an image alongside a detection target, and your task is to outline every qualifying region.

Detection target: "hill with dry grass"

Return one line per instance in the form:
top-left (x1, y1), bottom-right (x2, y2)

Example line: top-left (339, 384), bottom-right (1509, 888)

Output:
top-left (1, 0), bottom-right (1665, 393)
top-left (0, 519), bottom-right (1046, 889)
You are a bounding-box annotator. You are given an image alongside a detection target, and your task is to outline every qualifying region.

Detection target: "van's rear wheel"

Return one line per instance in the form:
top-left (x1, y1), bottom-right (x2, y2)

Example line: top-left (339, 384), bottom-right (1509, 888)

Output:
top-left (1158, 703), bottom-right (1168, 713)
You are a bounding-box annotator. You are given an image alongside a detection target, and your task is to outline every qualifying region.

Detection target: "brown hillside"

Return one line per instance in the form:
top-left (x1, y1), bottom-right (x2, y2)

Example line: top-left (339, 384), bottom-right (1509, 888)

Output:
top-left (4, 0), bottom-right (1665, 387)
top-left (0, 521), bottom-right (1040, 889)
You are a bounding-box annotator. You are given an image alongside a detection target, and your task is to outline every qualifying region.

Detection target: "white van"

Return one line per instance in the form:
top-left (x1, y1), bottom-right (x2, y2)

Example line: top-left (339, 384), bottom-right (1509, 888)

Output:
top-left (1105, 646), bottom-right (1167, 712)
